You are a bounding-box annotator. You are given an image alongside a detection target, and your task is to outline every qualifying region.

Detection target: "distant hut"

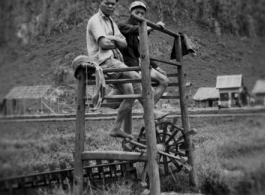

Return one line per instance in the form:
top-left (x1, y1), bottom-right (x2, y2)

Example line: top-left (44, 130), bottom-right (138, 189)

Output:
top-left (3, 85), bottom-right (54, 116)
top-left (216, 74), bottom-right (248, 108)
top-left (252, 80), bottom-right (265, 105)
top-left (0, 95), bottom-right (6, 115)
top-left (193, 87), bottom-right (219, 108)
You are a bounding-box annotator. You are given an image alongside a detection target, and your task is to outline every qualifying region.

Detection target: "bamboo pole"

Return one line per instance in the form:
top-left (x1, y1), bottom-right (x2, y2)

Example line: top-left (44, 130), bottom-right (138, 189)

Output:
top-left (73, 69), bottom-right (86, 195)
top-left (175, 37), bottom-right (198, 189)
top-left (139, 20), bottom-right (160, 195)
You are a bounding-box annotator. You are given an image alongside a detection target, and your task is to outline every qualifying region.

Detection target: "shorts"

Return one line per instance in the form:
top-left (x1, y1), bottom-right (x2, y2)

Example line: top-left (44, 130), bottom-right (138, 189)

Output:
top-left (100, 58), bottom-right (125, 79)
top-left (100, 58), bottom-right (141, 90)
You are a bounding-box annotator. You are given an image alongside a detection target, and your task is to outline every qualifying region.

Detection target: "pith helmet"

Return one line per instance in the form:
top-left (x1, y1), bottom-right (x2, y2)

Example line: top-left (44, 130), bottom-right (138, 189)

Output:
top-left (129, 1), bottom-right (147, 12)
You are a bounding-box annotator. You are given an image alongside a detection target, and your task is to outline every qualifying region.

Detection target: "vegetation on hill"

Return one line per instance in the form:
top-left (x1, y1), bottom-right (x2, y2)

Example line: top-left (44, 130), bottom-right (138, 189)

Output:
top-left (150, 0), bottom-right (265, 37)
top-left (0, 0), bottom-right (265, 103)
top-left (1, 0), bottom-right (265, 45)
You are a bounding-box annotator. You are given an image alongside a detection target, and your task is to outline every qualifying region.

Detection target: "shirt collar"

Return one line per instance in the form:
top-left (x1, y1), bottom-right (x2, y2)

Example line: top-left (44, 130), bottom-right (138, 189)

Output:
top-left (98, 9), bottom-right (114, 22)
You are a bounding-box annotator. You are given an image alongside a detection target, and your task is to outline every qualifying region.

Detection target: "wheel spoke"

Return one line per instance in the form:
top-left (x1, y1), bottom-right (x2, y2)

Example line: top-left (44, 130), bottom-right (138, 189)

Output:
top-left (168, 149), bottom-right (187, 157)
top-left (162, 123), bottom-right (169, 142)
top-left (163, 155), bottom-right (169, 174)
top-left (164, 128), bottom-right (180, 145)
top-left (156, 126), bottom-right (162, 143)
top-left (137, 127), bottom-right (145, 142)
top-left (136, 121), bottom-right (193, 177)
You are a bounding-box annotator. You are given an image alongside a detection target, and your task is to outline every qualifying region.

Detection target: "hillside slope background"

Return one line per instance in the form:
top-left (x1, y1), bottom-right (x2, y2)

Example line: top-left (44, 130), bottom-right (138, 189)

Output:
top-left (0, 0), bottom-right (265, 104)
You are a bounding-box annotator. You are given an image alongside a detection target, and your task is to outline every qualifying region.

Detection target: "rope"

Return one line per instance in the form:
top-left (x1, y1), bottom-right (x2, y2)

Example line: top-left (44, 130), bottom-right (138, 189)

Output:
top-left (85, 64), bottom-right (89, 111)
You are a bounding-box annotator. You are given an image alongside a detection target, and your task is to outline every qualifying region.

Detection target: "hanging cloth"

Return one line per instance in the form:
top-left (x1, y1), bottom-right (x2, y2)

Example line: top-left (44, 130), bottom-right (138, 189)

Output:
top-left (170, 33), bottom-right (196, 59)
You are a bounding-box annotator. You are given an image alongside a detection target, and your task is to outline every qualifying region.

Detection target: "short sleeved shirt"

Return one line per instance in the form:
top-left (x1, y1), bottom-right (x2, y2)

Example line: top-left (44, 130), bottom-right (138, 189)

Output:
top-left (86, 9), bottom-right (125, 65)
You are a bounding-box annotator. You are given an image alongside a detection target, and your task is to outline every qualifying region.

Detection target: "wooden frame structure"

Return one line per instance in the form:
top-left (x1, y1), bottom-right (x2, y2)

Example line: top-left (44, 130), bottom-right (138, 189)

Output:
top-left (73, 14), bottom-right (197, 195)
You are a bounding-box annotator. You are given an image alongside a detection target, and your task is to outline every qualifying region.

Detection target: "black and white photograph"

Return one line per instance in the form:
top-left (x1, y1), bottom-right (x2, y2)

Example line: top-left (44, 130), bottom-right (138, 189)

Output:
top-left (0, 0), bottom-right (265, 195)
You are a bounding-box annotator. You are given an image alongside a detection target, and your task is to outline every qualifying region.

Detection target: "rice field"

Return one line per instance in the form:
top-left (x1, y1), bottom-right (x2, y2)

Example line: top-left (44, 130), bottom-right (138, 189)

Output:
top-left (0, 115), bottom-right (264, 195)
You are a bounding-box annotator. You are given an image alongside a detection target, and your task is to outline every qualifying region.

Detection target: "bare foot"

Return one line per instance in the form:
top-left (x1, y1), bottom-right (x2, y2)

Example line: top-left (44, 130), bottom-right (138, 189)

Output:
top-left (109, 129), bottom-right (134, 139)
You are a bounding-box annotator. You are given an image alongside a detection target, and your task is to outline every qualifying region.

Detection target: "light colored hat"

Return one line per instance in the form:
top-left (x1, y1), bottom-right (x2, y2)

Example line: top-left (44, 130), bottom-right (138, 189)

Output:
top-left (129, 1), bottom-right (147, 12)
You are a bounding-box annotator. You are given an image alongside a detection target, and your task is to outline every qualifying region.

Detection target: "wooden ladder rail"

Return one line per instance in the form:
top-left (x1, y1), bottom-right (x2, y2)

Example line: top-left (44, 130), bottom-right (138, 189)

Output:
top-left (74, 66), bottom-right (153, 195)
top-left (131, 14), bottom-right (198, 191)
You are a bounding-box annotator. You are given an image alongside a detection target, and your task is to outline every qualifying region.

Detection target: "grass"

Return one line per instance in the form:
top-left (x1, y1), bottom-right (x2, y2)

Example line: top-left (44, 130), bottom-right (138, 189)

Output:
top-left (193, 116), bottom-right (265, 195)
top-left (0, 116), bottom-right (264, 194)
top-left (37, 179), bottom-right (142, 195)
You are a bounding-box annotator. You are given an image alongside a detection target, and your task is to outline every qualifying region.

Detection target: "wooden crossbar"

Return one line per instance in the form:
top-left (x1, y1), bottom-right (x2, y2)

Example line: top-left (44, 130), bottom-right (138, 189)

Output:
top-left (87, 78), bottom-right (141, 85)
top-left (82, 67), bottom-right (142, 74)
top-left (160, 95), bottom-right (180, 99)
top-left (167, 73), bottom-right (179, 77)
top-left (131, 14), bottom-right (180, 38)
top-left (103, 67), bottom-right (141, 73)
top-left (84, 94), bottom-right (142, 100)
top-left (150, 58), bottom-right (181, 67)
top-left (84, 94), bottom-right (180, 101)
top-left (87, 73), bottom-right (178, 80)
top-left (104, 94), bottom-right (142, 99)
top-left (86, 79), bottom-right (179, 87)
top-left (82, 151), bottom-right (147, 162)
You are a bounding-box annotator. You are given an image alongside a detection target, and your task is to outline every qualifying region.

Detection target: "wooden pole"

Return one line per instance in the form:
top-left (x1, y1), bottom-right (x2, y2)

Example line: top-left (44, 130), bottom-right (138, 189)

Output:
top-left (123, 109), bottom-right (132, 150)
top-left (139, 20), bottom-right (160, 195)
top-left (73, 69), bottom-right (86, 195)
top-left (41, 98), bottom-right (43, 114)
top-left (124, 109), bottom-right (132, 137)
top-left (175, 37), bottom-right (198, 189)
top-left (123, 109), bottom-right (133, 173)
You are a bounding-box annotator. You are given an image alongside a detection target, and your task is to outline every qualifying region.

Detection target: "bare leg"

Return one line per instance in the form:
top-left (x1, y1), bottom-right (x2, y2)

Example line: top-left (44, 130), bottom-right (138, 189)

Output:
top-left (124, 69), bottom-right (169, 105)
top-left (109, 101), bottom-right (134, 139)
top-left (150, 68), bottom-right (169, 104)
top-left (121, 70), bottom-right (170, 120)
top-left (109, 82), bottom-right (135, 139)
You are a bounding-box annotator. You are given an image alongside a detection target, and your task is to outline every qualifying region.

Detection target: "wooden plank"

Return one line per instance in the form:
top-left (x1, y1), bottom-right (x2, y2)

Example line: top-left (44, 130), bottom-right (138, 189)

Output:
top-left (81, 66), bottom-right (141, 74)
top-left (88, 102), bottom-right (121, 108)
top-left (81, 151), bottom-right (147, 162)
top-left (84, 94), bottom-right (142, 100)
top-left (167, 73), bottom-right (178, 77)
top-left (73, 69), bottom-right (86, 195)
top-left (103, 67), bottom-right (141, 73)
top-left (139, 20), bottom-right (160, 195)
top-left (175, 36), bottom-right (198, 188)
top-left (150, 57), bottom-right (181, 67)
top-left (160, 95), bottom-right (180, 99)
top-left (87, 78), bottom-right (141, 85)
top-left (104, 94), bottom-right (142, 99)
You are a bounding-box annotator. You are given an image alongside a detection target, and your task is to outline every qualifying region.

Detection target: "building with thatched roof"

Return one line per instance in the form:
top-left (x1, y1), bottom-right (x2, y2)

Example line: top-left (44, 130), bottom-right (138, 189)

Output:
top-left (1, 85), bottom-right (76, 116)
top-left (2, 85), bottom-right (53, 116)
top-left (252, 80), bottom-right (265, 105)
top-left (193, 87), bottom-right (219, 108)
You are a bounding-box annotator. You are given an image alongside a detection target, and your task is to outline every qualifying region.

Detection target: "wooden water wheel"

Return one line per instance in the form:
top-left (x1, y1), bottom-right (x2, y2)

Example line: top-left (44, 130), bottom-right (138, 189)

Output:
top-left (138, 121), bottom-right (196, 176)
top-left (126, 120), bottom-right (196, 182)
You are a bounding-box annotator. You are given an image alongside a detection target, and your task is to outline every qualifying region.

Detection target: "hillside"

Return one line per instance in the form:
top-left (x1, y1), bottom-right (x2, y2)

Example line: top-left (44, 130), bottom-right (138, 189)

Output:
top-left (0, 0), bottom-right (265, 103)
